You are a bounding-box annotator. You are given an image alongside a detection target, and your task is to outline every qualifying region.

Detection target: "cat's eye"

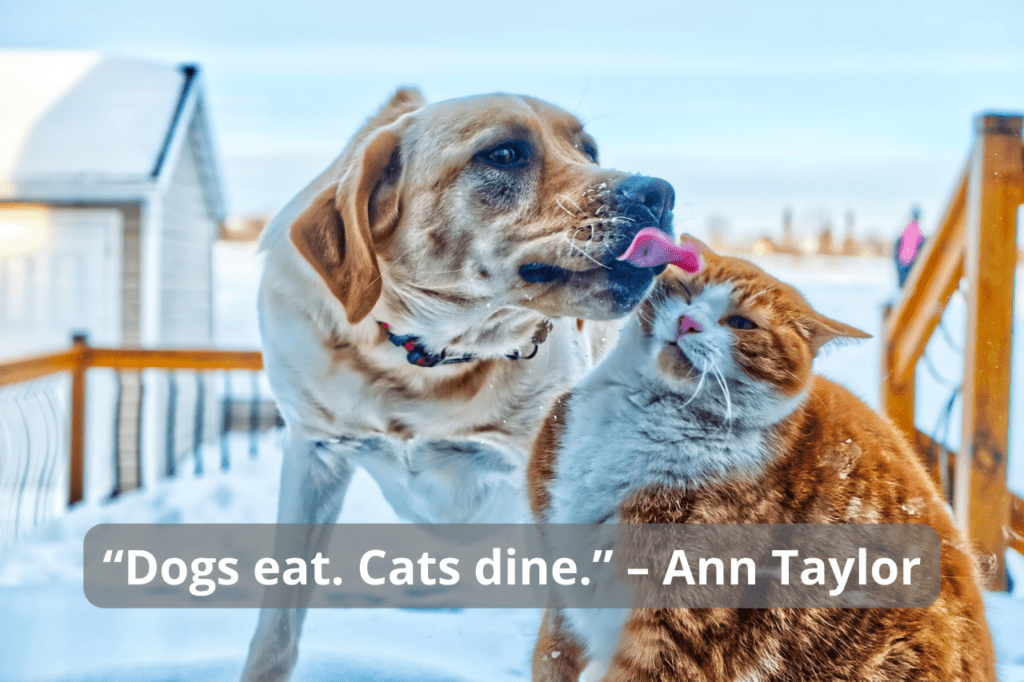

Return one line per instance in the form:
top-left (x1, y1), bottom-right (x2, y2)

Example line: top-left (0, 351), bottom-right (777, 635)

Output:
top-left (725, 314), bottom-right (758, 330)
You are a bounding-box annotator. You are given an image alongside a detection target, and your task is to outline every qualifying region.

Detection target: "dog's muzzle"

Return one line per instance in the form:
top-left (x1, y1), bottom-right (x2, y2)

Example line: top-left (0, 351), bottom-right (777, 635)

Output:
top-left (518, 174), bottom-right (676, 312)
top-left (601, 175), bottom-right (676, 310)
top-left (612, 175), bottom-right (676, 242)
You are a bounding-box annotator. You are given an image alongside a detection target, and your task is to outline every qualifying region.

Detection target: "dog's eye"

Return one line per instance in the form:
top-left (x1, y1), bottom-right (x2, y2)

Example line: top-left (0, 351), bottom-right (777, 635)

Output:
top-left (725, 314), bottom-right (758, 330)
top-left (479, 141), bottom-right (530, 169)
top-left (581, 142), bottom-right (598, 163)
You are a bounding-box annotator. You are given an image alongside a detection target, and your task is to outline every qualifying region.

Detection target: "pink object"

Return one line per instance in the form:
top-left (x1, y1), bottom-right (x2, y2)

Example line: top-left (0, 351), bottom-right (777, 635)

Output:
top-left (676, 314), bottom-right (703, 339)
top-left (616, 227), bottom-right (702, 273)
top-left (898, 220), bottom-right (923, 267)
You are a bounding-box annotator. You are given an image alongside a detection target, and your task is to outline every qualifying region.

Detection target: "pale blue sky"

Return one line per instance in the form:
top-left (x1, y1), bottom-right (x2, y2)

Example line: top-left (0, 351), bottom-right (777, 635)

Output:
top-left (2, 0), bottom-right (1023, 239)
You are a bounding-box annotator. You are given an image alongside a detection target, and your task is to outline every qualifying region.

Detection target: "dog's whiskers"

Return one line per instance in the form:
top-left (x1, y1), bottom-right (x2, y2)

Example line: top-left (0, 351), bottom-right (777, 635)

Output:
top-left (555, 194), bottom-right (584, 218)
top-left (564, 226), bottom-right (609, 269)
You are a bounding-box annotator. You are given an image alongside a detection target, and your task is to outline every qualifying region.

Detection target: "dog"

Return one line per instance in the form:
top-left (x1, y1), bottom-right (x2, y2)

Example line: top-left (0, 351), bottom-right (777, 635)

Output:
top-left (241, 88), bottom-right (675, 681)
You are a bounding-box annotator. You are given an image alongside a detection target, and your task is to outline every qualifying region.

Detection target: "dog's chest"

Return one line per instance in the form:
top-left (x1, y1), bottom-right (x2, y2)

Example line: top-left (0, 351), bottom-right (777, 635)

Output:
top-left (309, 427), bottom-right (533, 523)
top-left (316, 325), bottom-right (598, 524)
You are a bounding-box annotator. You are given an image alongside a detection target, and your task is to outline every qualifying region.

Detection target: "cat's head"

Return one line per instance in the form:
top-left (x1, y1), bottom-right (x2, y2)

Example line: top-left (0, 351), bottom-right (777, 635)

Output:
top-left (631, 238), bottom-right (870, 425)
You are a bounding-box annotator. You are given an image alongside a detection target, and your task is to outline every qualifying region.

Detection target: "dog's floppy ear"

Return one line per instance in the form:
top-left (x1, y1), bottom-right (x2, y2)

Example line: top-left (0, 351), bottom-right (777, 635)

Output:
top-left (352, 87), bottom-right (424, 145)
top-left (290, 90), bottom-right (423, 324)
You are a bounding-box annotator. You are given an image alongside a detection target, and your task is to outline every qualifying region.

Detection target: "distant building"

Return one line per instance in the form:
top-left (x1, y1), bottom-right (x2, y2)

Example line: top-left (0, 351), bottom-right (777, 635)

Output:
top-left (840, 210), bottom-right (860, 256)
top-left (861, 234), bottom-right (891, 258)
top-left (779, 208), bottom-right (801, 254)
top-left (0, 50), bottom-right (225, 357)
top-left (746, 208), bottom-right (898, 259)
top-left (750, 209), bottom-right (803, 256)
top-left (817, 223), bottom-right (836, 256)
top-left (750, 235), bottom-right (779, 256)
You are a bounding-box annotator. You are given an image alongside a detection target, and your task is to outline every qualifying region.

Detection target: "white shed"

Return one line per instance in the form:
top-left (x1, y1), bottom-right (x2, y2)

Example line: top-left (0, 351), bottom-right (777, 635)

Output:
top-left (0, 50), bottom-right (226, 499)
top-left (0, 50), bottom-right (225, 358)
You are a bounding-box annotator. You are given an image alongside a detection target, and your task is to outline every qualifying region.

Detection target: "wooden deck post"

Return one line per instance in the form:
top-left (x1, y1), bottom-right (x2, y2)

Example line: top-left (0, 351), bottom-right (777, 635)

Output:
top-left (880, 305), bottom-right (917, 444)
top-left (955, 113), bottom-right (1024, 591)
top-left (69, 333), bottom-right (90, 505)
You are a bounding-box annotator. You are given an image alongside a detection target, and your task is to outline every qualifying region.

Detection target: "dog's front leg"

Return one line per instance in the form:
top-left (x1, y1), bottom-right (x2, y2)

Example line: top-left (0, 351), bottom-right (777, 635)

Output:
top-left (240, 430), bottom-right (354, 682)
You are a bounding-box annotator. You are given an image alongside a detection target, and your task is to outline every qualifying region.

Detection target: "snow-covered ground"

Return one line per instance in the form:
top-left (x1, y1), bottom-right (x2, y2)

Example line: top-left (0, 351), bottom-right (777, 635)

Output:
top-left (0, 244), bottom-right (1021, 681)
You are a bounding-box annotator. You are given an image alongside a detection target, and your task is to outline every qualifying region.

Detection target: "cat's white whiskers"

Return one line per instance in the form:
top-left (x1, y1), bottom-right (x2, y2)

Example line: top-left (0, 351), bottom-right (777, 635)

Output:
top-left (781, 368), bottom-right (806, 386)
top-left (637, 308), bottom-right (655, 328)
top-left (682, 357), bottom-right (710, 407)
top-left (782, 368), bottom-right (824, 409)
top-left (710, 361), bottom-right (733, 422)
top-left (744, 287), bottom-right (776, 306)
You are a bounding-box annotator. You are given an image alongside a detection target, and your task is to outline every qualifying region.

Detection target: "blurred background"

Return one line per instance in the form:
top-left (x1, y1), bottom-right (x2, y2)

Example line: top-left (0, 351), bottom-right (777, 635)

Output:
top-left (4, 0), bottom-right (1023, 241)
top-left (1, 1), bottom-right (1023, 681)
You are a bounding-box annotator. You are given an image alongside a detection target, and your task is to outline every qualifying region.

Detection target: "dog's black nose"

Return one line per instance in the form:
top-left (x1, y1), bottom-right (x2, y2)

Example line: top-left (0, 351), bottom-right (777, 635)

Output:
top-left (613, 176), bottom-right (675, 232)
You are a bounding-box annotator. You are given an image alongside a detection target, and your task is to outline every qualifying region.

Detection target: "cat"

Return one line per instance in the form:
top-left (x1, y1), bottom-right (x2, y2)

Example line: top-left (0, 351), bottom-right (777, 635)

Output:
top-left (526, 240), bottom-right (996, 682)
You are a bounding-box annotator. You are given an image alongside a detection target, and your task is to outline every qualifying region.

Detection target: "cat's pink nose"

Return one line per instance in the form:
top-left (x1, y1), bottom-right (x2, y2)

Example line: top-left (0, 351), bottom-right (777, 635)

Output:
top-left (676, 314), bottom-right (703, 338)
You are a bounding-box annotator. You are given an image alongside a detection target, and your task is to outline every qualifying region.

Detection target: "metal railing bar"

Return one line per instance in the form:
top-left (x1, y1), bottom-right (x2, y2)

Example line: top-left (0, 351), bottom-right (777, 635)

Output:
top-left (166, 373), bottom-right (178, 477)
top-left (111, 372), bottom-right (123, 496)
top-left (30, 385), bottom-right (54, 527)
top-left (193, 372), bottom-right (205, 476)
top-left (0, 406), bottom-right (13, 542)
top-left (12, 391), bottom-right (34, 541)
top-left (35, 385), bottom-right (63, 527)
top-left (136, 373), bottom-right (144, 491)
top-left (221, 372), bottom-right (231, 471)
top-left (249, 372), bottom-right (260, 459)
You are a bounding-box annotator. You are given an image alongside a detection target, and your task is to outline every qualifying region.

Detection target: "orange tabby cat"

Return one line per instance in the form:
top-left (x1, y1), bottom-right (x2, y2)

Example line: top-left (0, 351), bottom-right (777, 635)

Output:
top-left (527, 241), bottom-right (996, 682)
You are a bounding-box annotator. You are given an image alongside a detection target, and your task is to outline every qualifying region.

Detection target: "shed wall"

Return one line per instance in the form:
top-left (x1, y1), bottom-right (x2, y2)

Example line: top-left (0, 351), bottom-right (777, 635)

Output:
top-left (159, 117), bottom-right (216, 346)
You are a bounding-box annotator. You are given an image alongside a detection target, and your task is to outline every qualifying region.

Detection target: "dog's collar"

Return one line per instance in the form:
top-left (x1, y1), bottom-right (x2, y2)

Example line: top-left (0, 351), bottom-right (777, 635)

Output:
top-left (377, 319), bottom-right (553, 368)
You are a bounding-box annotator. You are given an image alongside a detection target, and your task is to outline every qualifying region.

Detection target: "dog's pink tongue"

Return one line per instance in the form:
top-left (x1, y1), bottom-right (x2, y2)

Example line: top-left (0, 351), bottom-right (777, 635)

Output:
top-left (617, 227), bottom-right (702, 273)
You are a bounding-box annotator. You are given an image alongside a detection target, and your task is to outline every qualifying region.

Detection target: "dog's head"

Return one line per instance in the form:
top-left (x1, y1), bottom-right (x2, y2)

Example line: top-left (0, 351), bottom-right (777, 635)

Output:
top-left (290, 88), bottom-right (675, 329)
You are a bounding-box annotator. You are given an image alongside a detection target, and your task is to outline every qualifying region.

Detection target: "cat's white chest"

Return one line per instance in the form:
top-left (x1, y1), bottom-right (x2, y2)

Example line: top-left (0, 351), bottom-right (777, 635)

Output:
top-left (545, 379), bottom-right (767, 526)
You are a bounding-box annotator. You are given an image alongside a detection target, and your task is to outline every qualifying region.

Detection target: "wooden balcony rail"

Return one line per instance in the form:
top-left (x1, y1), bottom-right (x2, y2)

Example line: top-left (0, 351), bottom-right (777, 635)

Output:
top-left (914, 429), bottom-right (1024, 558)
top-left (882, 113), bottom-right (1024, 590)
top-left (0, 335), bottom-right (263, 508)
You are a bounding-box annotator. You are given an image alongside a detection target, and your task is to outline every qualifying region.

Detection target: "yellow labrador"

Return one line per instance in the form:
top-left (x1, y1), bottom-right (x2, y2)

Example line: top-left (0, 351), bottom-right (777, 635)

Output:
top-left (242, 88), bottom-right (675, 680)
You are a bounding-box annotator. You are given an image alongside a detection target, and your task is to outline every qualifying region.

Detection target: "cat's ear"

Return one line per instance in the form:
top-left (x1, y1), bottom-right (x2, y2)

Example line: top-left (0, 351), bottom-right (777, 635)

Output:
top-left (679, 233), bottom-right (712, 255)
top-left (805, 313), bottom-right (871, 356)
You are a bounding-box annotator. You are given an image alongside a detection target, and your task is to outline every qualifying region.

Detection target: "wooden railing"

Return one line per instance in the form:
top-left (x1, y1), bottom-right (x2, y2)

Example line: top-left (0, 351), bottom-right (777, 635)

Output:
top-left (882, 113), bottom-right (1024, 590)
top-left (0, 335), bottom-right (265, 509)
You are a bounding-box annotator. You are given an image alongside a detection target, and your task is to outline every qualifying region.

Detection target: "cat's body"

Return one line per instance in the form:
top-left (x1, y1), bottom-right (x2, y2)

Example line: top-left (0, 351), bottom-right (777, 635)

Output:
top-left (527, 246), bottom-right (996, 682)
